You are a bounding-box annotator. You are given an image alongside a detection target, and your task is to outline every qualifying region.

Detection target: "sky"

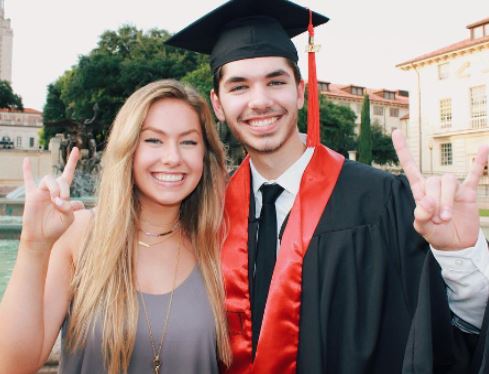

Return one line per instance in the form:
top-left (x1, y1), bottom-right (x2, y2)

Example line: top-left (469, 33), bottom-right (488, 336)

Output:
top-left (5, 0), bottom-right (489, 111)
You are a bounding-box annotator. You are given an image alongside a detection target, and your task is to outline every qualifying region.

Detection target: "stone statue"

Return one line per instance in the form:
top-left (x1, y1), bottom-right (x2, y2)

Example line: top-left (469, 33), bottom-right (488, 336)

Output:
top-left (81, 103), bottom-right (99, 160)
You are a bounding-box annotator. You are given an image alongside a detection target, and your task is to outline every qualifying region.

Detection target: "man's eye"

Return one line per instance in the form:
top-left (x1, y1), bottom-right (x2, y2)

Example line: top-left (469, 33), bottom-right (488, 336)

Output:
top-left (229, 85), bottom-right (247, 92)
top-left (269, 80), bottom-right (286, 86)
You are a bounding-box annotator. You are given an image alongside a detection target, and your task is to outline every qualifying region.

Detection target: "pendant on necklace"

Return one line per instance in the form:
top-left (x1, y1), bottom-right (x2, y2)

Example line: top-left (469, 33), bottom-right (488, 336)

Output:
top-left (153, 355), bottom-right (161, 374)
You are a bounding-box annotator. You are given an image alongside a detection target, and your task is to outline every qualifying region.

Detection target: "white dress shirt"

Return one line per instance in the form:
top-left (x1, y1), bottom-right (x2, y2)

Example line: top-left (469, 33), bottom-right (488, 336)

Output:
top-left (250, 147), bottom-right (314, 243)
top-left (249, 148), bottom-right (489, 330)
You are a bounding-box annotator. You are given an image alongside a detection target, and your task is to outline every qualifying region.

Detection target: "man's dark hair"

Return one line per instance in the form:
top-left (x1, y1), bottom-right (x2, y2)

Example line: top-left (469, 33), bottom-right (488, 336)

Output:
top-left (212, 58), bottom-right (302, 95)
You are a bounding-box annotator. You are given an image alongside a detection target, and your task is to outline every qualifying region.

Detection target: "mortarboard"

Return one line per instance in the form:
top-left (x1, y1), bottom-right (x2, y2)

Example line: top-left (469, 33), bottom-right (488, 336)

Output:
top-left (166, 0), bottom-right (329, 147)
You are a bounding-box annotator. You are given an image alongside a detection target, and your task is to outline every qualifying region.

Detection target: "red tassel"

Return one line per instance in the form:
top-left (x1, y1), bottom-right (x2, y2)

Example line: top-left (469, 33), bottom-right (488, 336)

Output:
top-left (307, 9), bottom-right (320, 147)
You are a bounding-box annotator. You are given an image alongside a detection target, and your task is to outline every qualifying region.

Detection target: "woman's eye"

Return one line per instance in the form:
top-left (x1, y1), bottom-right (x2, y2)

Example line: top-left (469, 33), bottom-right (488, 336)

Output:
top-left (181, 140), bottom-right (198, 146)
top-left (144, 138), bottom-right (162, 144)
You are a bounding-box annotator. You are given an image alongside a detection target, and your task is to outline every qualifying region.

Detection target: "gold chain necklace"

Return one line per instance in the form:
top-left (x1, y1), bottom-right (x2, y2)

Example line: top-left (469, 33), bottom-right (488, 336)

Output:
top-left (140, 222), bottom-right (180, 238)
top-left (138, 238), bottom-right (182, 374)
top-left (138, 229), bottom-right (177, 248)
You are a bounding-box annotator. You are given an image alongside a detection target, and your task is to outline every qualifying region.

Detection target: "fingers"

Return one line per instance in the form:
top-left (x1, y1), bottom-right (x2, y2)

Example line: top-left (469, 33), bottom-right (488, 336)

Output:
top-left (463, 145), bottom-right (489, 190)
top-left (425, 177), bottom-right (442, 223)
top-left (440, 174), bottom-right (457, 221)
top-left (413, 173), bottom-right (459, 234)
top-left (22, 158), bottom-right (36, 193)
top-left (413, 196), bottom-right (435, 236)
top-left (61, 147), bottom-right (79, 185)
top-left (391, 130), bottom-right (425, 200)
top-left (57, 176), bottom-right (71, 200)
top-left (39, 175), bottom-right (60, 199)
top-left (70, 200), bottom-right (85, 211)
top-left (38, 175), bottom-right (75, 213)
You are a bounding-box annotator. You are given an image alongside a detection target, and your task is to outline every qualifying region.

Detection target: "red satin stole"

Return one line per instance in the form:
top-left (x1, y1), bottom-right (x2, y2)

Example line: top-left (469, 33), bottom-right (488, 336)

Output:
top-left (222, 145), bottom-right (344, 373)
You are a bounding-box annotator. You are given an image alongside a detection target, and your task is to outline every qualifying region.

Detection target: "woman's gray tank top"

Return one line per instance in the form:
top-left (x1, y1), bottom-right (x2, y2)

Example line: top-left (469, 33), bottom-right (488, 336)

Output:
top-left (59, 266), bottom-right (218, 373)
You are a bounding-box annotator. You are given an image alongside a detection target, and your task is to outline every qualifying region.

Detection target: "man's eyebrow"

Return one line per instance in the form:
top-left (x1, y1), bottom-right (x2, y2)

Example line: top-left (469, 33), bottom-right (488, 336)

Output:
top-left (223, 76), bottom-right (247, 85)
top-left (223, 69), bottom-right (291, 85)
top-left (265, 69), bottom-right (291, 79)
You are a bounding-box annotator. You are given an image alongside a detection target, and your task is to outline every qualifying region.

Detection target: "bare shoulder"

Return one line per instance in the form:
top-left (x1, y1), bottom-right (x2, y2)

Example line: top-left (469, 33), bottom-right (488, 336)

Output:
top-left (53, 208), bottom-right (95, 262)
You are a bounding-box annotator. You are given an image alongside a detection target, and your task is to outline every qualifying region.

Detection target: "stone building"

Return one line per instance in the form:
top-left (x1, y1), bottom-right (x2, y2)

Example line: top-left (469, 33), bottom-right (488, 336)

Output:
top-left (0, 108), bottom-right (43, 150)
top-left (318, 81), bottom-right (409, 136)
top-left (0, 0), bottom-right (12, 82)
top-left (397, 17), bottom-right (489, 180)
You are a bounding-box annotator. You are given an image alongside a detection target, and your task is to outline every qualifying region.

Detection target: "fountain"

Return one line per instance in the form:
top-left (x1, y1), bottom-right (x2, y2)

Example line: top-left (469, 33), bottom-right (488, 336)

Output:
top-left (53, 103), bottom-right (101, 198)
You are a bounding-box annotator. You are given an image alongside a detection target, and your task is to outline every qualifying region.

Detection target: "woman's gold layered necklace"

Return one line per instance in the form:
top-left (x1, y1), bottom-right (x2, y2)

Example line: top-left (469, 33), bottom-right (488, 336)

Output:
top-left (137, 233), bottom-right (182, 374)
top-left (137, 222), bottom-right (179, 248)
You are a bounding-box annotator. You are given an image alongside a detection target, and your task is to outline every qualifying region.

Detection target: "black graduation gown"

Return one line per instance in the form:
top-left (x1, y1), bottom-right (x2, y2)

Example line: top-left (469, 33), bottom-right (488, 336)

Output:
top-left (247, 160), bottom-right (488, 374)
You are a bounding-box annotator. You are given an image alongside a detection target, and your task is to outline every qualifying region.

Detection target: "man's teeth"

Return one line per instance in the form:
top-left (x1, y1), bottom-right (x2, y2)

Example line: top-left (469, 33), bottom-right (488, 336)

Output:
top-left (153, 173), bottom-right (184, 182)
top-left (248, 117), bottom-right (277, 127)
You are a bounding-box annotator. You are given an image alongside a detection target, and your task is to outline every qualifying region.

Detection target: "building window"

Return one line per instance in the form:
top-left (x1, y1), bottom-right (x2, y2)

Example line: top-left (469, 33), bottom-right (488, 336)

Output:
top-left (351, 86), bottom-right (364, 96)
top-left (384, 91), bottom-right (396, 100)
top-left (473, 25), bottom-right (484, 39)
top-left (389, 108), bottom-right (400, 117)
top-left (373, 106), bottom-right (384, 116)
top-left (29, 137), bottom-right (35, 148)
top-left (439, 98), bottom-right (452, 128)
top-left (16, 136), bottom-right (22, 148)
top-left (318, 82), bottom-right (330, 92)
top-left (470, 85), bottom-right (487, 129)
top-left (438, 63), bottom-right (449, 80)
top-left (440, 143), bottom-right (452, 166)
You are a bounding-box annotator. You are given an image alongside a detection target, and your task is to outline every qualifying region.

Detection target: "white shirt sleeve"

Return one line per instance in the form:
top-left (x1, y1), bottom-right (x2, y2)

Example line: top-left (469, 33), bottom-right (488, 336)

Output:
top-left (431, 229), bottom-right (489, 329)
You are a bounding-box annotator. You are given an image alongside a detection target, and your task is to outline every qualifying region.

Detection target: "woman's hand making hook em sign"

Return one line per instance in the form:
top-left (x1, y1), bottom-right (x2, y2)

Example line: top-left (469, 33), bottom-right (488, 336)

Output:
top-left (20, 147), bottom-right (85, 249)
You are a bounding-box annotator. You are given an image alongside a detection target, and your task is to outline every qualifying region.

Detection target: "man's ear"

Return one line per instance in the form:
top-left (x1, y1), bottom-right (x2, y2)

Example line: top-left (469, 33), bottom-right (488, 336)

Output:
top-left (297, 79), bottom-right (305, 110)
top-left (210, 89), bottom-right (226, 122)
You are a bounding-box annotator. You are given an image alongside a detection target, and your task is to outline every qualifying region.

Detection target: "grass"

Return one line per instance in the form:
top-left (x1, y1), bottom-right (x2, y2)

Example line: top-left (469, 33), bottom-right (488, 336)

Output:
top-left (481, 209), bottom-right (489, 217)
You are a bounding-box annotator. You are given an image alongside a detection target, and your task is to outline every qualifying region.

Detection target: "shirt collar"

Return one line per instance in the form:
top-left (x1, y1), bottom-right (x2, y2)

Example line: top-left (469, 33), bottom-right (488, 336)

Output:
top-left (250, 147), bottom-right (314, 196)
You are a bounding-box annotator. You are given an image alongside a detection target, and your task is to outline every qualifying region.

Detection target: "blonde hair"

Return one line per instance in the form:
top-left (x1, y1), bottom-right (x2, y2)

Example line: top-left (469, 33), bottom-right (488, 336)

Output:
top-left (67, 79), bottom-right (231, 372)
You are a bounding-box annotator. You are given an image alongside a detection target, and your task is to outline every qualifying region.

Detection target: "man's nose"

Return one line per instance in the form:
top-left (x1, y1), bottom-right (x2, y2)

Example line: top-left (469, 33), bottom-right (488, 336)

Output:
top-left (248, 85), bottom-right (273, 111)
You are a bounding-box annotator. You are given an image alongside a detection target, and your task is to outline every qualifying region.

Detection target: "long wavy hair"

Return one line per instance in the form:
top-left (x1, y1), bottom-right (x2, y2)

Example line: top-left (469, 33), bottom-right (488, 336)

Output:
top-left (66, 79), bottom-right (231, 372)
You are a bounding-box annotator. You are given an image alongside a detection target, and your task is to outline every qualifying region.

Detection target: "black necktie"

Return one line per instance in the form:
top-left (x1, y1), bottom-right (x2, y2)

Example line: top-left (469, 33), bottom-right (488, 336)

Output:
top-left (252, 183), bottom-right (284, 355)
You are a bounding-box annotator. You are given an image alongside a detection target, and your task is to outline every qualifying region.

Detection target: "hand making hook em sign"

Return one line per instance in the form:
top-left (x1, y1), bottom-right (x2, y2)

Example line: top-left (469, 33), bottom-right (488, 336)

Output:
top-left (392, 129), bottom-right (489, 251)
top-left (21, 147), bottom-right (85, 248)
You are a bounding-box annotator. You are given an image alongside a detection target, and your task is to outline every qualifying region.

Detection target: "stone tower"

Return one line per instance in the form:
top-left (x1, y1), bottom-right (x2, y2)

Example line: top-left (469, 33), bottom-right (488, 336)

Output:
top-left (0, 0), bottom-right (13, 82)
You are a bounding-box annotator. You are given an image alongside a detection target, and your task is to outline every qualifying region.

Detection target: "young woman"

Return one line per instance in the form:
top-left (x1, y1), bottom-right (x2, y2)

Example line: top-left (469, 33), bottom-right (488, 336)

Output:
top-left (0, 80), bottom-right (231, 374)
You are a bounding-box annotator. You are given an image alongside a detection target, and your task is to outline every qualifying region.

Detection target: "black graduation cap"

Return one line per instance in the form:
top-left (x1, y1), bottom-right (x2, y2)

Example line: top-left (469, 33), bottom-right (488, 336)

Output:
top-left (166, 0), bottom-right (329, 73)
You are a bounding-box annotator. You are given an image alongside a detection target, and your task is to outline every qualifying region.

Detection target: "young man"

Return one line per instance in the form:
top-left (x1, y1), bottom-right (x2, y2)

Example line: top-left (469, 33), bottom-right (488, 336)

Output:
top-left (167, 0), bottom-right (489, 372)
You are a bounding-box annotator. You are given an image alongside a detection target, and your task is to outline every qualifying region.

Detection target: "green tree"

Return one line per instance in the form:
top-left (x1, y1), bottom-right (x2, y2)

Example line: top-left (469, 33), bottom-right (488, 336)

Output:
top-left (182, 62), bottom-right (213, 104)
top-left (358, 94), bottom-right (372, 165)
top-left (44, 82), bottom-right (66, 121)
top-left (0, 80), bottom-right (23, 110)
top-left (42, 25), bottom-right (208, 148)
top-left (298, 93), bottom-right (356, 157)
top-left (371, 124), bottom-right (398, 165)
top-left (41, 71), bottom-right (74, 148)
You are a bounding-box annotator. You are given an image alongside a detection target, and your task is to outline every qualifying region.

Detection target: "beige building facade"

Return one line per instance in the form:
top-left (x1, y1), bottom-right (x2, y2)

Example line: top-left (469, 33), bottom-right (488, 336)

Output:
top-left (0, 0), bottom-right (12, 82)
top-left (398, 18), bottom-right (489, 185)
top-left (0, 131), bottom-right (58, 197)
top-left (0, 108), bottom-right (43, 150)
top-left (0, 148), bottom-right (51, 192)
top-left (318, 81), bottom-right (409, 136)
